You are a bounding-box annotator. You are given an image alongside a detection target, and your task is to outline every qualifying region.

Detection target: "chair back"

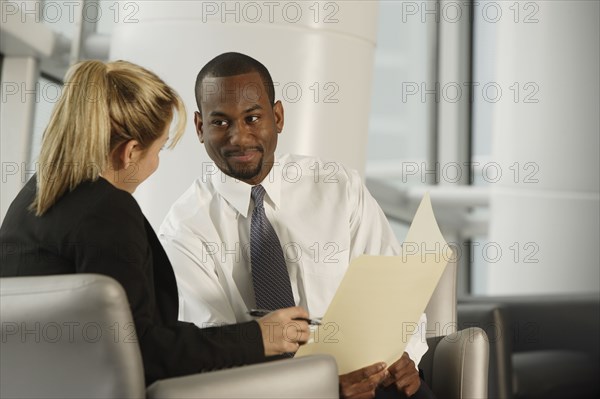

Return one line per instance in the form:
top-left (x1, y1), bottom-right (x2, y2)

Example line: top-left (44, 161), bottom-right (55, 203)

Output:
top-left (0, 274), bottom-right (145, 398)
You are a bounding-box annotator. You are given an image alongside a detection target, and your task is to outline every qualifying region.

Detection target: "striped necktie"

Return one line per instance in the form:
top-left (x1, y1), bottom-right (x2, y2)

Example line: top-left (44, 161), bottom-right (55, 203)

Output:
top-left (250, 185), bottom-right (295, 310)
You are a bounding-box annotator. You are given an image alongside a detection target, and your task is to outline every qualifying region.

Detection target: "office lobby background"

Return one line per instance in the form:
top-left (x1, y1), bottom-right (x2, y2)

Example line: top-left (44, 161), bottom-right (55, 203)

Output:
top-left (1, 0), bottom-right (599, 297)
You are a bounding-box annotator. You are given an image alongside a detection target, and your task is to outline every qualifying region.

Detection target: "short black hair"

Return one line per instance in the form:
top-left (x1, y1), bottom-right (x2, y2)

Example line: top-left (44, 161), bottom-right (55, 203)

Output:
top-left (195, 52), bottom-right (275, 113)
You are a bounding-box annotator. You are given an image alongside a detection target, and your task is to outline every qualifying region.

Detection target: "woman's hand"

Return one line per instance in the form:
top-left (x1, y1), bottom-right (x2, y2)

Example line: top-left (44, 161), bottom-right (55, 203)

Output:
top-left (257, 306), bottom-right (310, 356)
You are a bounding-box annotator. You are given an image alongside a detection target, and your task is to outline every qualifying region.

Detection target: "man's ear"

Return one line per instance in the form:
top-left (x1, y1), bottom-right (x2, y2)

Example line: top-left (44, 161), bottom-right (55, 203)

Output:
top-left (194, 111), bottom-right (204, 143)
top-left (273, 100), bottom-right (284, 134)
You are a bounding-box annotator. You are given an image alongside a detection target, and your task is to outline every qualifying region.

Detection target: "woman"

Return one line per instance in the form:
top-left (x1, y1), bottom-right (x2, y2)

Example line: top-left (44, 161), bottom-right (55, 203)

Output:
top-left (0, 60), bottom-right (309, 385)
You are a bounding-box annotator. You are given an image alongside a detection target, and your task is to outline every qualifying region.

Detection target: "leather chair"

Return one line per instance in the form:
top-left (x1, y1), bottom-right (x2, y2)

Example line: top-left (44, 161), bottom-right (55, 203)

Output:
top-left (419, 260), bottom-right (490, 398)
top-left (0, 274), bottom-right (339, 399)
top-left (459, 295), bottom-right (600, 399)
top-left (458, 302), bottom-right (513, 399)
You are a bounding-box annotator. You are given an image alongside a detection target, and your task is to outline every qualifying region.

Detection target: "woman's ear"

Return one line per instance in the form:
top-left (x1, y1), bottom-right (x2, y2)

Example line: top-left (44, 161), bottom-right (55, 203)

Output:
top-left (113, 140), bottom-right (140, 170)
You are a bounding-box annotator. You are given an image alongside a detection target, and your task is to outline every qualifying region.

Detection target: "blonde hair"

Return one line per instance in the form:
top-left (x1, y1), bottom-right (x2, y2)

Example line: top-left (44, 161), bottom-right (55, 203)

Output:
top-left (31, 60), bottom-right (186, 215)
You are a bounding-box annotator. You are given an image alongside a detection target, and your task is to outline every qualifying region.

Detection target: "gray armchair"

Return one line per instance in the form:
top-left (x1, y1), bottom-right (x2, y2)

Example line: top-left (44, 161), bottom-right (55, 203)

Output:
top-left (419, 260), bottom-right (490, 398)
top-left (0, 274), bottom-right (339, 399)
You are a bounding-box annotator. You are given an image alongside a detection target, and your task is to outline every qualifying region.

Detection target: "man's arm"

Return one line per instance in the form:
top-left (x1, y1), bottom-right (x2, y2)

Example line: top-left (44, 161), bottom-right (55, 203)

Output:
top-left (347, 168), bottom-right (401, 258)
top-left (160, 233), bottom-right (238, 326)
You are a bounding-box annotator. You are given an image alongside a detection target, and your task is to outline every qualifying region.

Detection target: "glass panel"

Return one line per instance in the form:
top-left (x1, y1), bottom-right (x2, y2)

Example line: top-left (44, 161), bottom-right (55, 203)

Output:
top-left (366, 0), bottom-right (434, 186)
top-left (471, 1), bottom-right (497, 187)
top-left (39, 0), bottom-right (77, 38)
top-left (389, 219), bottom-right (410, 244)
top-left (96, 1), bottom-right (118, 35)
top-left (30, 77), bottom-right (62, 164)
top-left (470, 2), bottom-right (498, 295)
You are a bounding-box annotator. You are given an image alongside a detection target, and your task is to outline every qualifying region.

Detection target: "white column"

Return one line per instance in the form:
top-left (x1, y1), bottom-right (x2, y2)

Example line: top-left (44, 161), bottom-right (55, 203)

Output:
top-left (1, 57), bottom-right (39, 222)
top-left (109, 0), bottom-right (379, 229)
top-left (487, 1), bottom-right (600, 294)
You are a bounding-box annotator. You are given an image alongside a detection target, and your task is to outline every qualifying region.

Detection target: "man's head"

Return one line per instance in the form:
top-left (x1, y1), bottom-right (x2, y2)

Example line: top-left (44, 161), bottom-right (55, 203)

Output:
top-left (195, 52), bottom-right (275, 112)
top-left (194, 52), bottom-right (284, 185)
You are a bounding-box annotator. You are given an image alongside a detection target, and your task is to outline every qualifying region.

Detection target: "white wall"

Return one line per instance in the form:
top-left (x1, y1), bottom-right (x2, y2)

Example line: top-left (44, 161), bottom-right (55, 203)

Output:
top-left (486, 0), bottom-right (600, 294)
top-left (0, 58), bottom-right (38, 220)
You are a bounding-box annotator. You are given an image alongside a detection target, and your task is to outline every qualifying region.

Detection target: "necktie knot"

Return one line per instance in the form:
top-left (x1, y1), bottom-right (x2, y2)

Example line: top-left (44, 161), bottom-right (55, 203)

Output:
top-left (251, 185), bottom-right (266, 208)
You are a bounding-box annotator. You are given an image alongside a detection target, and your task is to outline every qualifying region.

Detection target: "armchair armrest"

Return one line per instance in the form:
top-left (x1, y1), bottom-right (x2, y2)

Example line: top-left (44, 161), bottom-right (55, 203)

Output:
top-left (147, 354), bottom-right (339, 399)
top-left (421, 327), bottom-right (489, 399)
top-left (458, 302), bottom-right (513, 399)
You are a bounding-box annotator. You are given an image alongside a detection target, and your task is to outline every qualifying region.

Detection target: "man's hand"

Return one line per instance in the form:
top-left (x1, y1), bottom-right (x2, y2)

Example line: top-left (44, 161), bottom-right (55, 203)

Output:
top-left (339, 362), bottom-right (388, 399)
top-left (257, 307), bottom-right (310, 356)
top-left (381, 352), bottom-right (421, 397)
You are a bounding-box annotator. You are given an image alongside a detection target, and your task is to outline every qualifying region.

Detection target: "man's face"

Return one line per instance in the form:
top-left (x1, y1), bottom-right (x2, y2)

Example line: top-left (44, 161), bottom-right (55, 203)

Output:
top-left (195, 72), bottom-right (284, 185)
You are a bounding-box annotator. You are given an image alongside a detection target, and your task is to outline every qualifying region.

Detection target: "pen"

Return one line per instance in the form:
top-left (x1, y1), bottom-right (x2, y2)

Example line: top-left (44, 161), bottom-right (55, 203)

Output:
top-left (248, 309), bottom-right (322, 326)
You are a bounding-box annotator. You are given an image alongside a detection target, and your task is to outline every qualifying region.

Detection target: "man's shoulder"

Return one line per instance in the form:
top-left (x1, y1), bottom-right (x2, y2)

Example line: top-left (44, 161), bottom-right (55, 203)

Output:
top-left (277, 153), bottom-right (347, 167)
top-left (276, 153), bottom-right (359, 183)
top-left (160, 178), bottom-right (214, 235)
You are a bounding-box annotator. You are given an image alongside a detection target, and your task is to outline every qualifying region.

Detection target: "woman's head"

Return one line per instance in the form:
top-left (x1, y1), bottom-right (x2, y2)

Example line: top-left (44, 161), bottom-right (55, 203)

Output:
top-left (32, 60), bottom-right (186, 215)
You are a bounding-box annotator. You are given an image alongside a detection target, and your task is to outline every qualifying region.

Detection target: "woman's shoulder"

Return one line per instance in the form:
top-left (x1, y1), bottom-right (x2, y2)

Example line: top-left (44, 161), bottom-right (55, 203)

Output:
top-left (51, 177), bottom-right (144, 231)
top-left (79, 177), bottom-right (142, 216)
top-left (1, 176), bottom-right (147, 256)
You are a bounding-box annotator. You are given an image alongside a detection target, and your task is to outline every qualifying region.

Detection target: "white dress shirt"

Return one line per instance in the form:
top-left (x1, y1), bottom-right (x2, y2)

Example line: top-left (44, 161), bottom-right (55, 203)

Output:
top-left (160, 154), bottom-right (428, 366)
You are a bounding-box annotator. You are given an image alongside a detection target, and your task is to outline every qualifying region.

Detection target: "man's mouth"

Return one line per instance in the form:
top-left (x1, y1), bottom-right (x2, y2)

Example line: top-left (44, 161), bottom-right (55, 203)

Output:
top-left (224, 148), bottom-right (263, 162)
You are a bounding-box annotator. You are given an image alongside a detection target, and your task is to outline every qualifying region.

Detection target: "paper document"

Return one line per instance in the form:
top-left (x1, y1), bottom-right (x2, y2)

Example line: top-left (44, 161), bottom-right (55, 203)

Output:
top-left (295, 193), bottom-right (452, 374)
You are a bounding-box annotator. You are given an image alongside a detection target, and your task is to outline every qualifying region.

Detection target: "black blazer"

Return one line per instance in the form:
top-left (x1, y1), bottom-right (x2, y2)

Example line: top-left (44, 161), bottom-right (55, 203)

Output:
top-left (0, 176), bottom-right (265, 384)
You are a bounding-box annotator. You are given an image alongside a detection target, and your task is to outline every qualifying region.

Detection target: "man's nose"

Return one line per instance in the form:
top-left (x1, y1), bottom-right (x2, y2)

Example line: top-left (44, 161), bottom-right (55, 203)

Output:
top-left (228, 122), bottom-right (251, 145)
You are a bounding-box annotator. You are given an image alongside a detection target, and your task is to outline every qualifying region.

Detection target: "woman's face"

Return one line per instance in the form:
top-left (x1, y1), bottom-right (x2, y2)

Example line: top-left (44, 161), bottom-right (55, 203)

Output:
top-left (131, 128), bottom-right (169, 190)
top-left (128, 125), bottom-right (169, 193)
top-left (106, 125), bottom-right (170, 194)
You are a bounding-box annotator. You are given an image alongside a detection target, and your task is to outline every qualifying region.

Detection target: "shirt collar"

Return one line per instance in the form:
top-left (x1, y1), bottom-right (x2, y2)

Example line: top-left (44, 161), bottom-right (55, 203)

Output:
top-left (210, 156), bottom-right (282, 218)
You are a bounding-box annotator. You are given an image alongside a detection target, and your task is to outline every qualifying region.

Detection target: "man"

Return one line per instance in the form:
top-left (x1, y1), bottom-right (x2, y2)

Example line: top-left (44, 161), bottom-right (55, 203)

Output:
top-left (160, 52), bottom-right (434, 398)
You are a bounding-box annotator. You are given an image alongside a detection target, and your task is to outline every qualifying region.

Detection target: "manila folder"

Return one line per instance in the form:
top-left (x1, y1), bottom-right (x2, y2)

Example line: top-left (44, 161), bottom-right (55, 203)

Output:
top-left (296, 193), bottom-right (452, 374)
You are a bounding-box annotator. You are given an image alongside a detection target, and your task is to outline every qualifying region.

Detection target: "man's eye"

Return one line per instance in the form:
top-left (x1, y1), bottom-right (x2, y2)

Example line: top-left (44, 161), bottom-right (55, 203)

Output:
top-left (212, 120), bottom-right (228, 127)
top-left (247, 115), bottom-right (259, 123)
